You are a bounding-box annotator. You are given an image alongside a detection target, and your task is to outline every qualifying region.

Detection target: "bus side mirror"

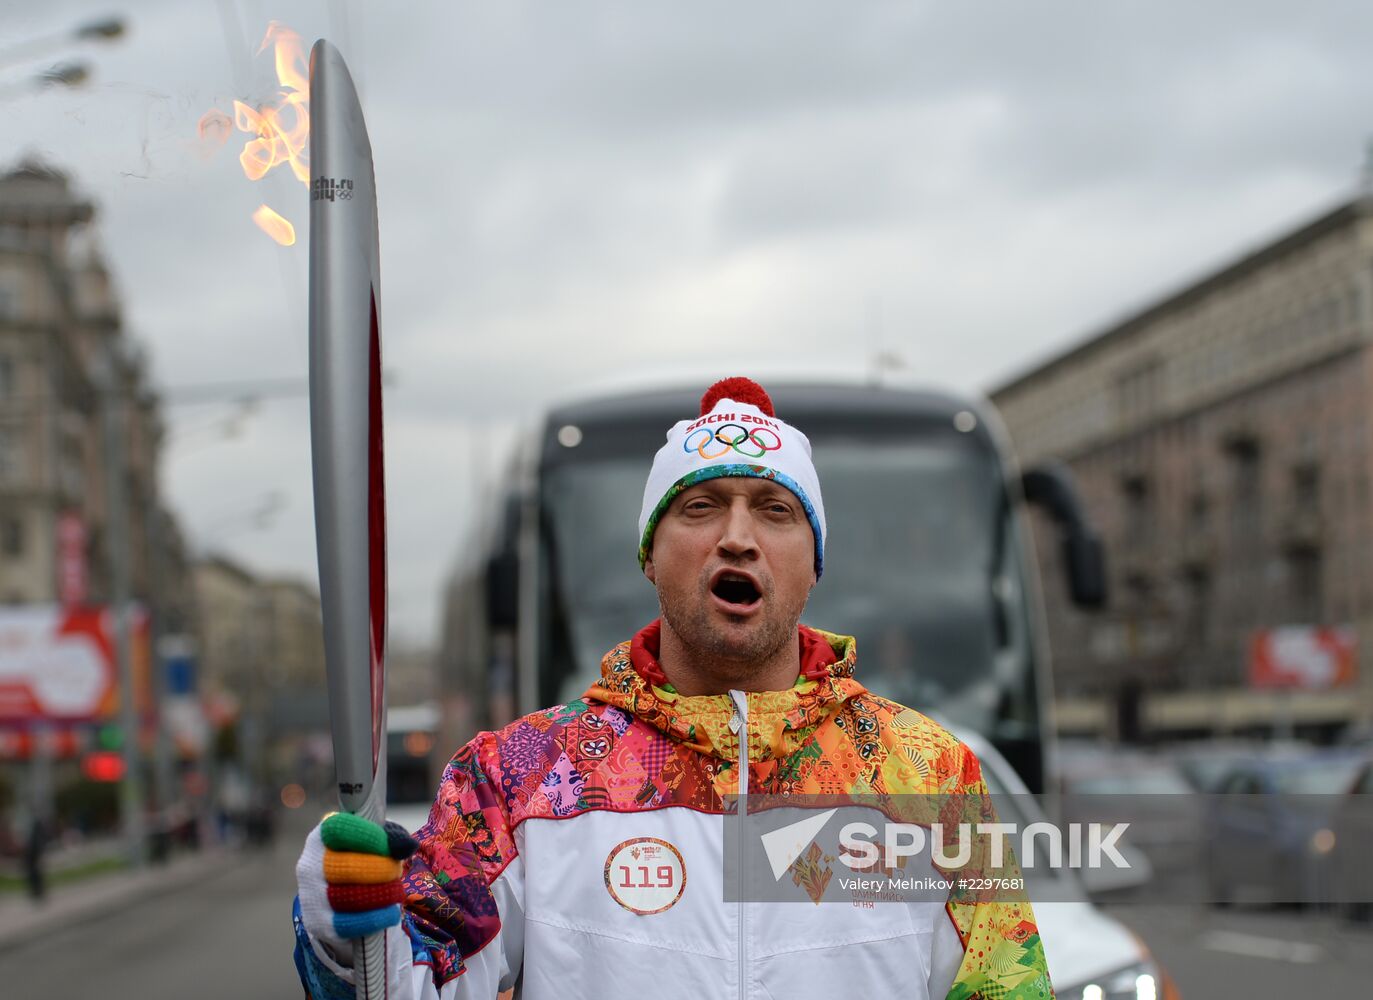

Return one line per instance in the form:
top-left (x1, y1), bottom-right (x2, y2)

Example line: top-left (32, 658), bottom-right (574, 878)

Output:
top-left (1021, 463), bottom-right (1108, 610)
top-left (485, 552), bottom-right (519, 629)
top-left (1062, 531), bottom-right (1107, 610)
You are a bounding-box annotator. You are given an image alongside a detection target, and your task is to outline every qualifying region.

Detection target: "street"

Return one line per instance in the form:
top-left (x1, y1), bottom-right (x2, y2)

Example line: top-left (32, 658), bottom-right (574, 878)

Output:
top-left (0, 829), bottom-right (304, 1000)
top-left (1107, 902), bottom-right (1373, 996)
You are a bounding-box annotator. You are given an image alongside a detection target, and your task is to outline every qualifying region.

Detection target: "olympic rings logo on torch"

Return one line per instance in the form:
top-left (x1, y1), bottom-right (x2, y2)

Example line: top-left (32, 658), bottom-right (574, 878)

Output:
top-left (683, 424), bottom-right (784, 460)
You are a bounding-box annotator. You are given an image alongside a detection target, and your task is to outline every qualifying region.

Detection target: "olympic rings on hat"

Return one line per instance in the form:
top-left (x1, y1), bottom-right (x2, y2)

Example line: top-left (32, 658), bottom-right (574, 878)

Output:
top-left (683, 424), bottom-right (783, 460)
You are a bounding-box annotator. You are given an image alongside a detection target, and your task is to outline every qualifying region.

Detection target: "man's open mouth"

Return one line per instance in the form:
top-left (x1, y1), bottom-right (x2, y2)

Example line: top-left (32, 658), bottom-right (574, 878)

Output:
top-left (711, 571), bottom-right (762, 610)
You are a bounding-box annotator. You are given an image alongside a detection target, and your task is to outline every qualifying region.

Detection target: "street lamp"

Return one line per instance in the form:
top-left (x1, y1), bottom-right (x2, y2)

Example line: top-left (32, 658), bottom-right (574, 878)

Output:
top-left (74, 17), bottom-right (127, 42)
top-left (38, 61), bottom-right (90, 88)
top-left (0, 14), bottom-right (128, 71)
top-left (0, 60), bottom-right (92, 102)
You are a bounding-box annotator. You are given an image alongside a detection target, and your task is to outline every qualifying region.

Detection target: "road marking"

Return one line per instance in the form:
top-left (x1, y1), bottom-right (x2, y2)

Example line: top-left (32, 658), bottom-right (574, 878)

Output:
top-left (1201, 930), bottom-right (1324, 964)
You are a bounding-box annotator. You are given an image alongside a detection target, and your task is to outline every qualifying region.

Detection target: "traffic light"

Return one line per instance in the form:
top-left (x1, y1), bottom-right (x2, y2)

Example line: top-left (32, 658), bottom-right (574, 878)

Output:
top-left (82, 750), bottom-right (127, 782)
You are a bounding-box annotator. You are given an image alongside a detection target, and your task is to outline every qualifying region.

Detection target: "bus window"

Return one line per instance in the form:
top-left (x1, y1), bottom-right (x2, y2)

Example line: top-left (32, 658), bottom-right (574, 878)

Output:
top-left (802, 432), bottom-right (1035, 744)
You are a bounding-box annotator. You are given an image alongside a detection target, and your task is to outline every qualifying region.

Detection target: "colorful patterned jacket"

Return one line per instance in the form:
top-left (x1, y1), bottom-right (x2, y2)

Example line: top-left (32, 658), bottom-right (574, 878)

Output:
top-left (294, 622), bottom-right (1054, 1000)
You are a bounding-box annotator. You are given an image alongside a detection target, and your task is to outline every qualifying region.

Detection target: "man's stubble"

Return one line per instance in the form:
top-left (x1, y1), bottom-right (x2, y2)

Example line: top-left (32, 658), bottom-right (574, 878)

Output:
top-left (655, 569), bottom-right (808, 687)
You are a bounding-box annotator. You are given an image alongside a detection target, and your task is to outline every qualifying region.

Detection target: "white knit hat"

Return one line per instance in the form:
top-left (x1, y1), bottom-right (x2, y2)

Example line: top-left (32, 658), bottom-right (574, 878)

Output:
top-left (637, 377), bottom-right (826, 576)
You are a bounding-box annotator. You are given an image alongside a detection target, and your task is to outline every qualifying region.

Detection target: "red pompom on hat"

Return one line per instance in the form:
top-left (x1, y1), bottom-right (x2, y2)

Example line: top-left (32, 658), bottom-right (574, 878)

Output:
top-left (699, 377), bottom-right (774, 417)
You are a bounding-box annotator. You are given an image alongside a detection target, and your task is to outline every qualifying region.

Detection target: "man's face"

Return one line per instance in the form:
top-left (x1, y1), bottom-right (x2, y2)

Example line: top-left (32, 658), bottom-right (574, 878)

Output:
top-left (644, 477), bottom-right (816, 671)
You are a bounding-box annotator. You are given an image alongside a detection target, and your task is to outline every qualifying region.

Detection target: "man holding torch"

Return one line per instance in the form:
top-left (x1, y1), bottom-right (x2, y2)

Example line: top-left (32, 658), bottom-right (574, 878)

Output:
top-left (293, 374), bottom-right (1053, 1000)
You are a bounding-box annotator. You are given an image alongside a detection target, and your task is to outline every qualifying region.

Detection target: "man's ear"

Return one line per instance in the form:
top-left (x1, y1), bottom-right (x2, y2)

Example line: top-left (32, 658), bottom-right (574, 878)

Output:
top-left (644, 551), bottom-right (657, 584)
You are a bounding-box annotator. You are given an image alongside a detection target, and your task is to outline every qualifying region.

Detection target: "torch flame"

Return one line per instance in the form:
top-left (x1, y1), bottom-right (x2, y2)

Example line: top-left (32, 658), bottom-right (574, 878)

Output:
top-left (202, 21), bottom-right (310, 244)
top-left (252, 204), bottom-right (296, 246)
top-left (234, 22), bottom-right (310, 185)
top-left (262, 20), bottom-right (310, 96)
top-left (234, 95), bottom-right (309, 184)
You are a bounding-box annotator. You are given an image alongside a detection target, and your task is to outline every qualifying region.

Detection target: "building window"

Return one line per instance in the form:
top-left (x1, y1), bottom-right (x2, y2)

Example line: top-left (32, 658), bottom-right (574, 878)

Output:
top-left (1115, 359), bottom-right (1165, 424)
top-left (1187, 490), bottom-right (1209, 533)
top-left (1293, 463), bottom-right (1320, 511)
top-left (0, 515), bottom-right (21, 557)
top-left (1124, 572), bottom-right (1153, 609)
top-left (0, 429), bottom-right (16, 480)
top-left (1181, 566), bottom-right (1212, 650)
top-left (1288, 549), bottom-right (1323, 624)
top-left (0, 355), bottom-right (13, 398)
top-left (1121, 472), bottom-right (1153, 548)
top-left (1226, 433), bottom-right (1262, 535)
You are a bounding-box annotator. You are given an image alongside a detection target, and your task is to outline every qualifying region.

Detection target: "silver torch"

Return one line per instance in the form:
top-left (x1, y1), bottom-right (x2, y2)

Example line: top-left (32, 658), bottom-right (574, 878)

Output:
top-left (307, 38), bottom-right (390, 999)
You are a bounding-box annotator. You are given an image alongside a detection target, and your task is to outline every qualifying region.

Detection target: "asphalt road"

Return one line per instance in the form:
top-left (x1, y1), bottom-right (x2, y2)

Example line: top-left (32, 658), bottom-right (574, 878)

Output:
top-left (0, 830), bottom-right (305, 1000)
top-left (1107, 901), bottom-right (1373, 997)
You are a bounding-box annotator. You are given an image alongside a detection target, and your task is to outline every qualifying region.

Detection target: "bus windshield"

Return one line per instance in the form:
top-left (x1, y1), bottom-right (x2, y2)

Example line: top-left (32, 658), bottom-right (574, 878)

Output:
top-left (540, 428), bottom-right (1039, 749)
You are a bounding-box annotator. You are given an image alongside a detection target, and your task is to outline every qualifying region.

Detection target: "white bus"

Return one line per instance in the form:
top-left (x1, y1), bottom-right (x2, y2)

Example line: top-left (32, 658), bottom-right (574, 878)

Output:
top-left (385, 701), bottom-right (440, 833)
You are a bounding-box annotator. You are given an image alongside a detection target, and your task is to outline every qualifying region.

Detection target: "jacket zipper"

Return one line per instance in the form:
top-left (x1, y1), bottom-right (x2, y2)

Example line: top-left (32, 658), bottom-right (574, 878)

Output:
top-left (729, 690), bottom-right (748, 1000)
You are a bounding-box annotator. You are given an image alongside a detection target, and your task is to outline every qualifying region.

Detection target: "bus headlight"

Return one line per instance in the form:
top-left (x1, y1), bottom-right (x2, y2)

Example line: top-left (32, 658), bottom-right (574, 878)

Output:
top-left (1060, 958), bottom-right (1171, 1000)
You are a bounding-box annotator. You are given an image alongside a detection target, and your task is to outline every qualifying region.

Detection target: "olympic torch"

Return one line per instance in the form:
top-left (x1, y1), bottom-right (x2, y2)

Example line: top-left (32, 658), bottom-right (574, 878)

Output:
top-left (307, 39), bottom-right (389, 998)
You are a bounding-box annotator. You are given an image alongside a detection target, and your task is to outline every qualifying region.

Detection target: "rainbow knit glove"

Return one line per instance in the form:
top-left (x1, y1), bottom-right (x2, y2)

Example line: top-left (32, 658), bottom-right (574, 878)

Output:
top-left (296, 812), bottom-right (419, 949)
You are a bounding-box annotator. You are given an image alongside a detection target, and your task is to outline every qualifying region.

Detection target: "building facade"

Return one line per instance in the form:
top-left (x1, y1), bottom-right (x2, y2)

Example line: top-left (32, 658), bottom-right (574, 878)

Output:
top-left (193, 555), bottom-right (263, 705)
top-left (0, 160), bottom-right (189, 626)
top-left (193, 556), bottom-right (332, 779)
top-left (992, 196), bottom-right (1373, 740)
top-left (261, 578), bottom-right (327, 691)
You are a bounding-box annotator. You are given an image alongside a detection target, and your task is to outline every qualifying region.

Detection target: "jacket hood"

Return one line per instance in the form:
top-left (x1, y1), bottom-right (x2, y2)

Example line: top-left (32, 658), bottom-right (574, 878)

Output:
top-left (584, 620), bottom-right (867, 763)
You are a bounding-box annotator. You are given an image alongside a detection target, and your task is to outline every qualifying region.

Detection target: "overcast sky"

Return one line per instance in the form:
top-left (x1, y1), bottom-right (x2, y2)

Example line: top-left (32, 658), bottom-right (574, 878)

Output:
top-left (5, 0), bottom-right (1373, 646)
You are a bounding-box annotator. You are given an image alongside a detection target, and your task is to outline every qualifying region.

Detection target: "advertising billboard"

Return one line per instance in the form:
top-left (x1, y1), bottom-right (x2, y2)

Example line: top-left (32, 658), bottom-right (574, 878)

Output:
top-left (0, 604), bottom-right (150, 722)
top-left (1249, 626), bottom-right (1357, 690)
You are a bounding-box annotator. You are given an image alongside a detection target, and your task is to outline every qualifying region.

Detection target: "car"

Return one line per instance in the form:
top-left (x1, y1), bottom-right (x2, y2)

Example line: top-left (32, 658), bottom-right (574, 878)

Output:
top-left (1328, 749), bottom-right (1373, 920)
top-left (1057, 751), bottom-right (1200, 880)
top-left (1206, 749), bottom-right (1366, 908)
top-left (1163, 739), bottom-right (1314, 794)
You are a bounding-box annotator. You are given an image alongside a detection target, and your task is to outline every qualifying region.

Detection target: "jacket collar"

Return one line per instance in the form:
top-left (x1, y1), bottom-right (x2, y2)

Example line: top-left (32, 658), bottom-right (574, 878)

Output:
top-left (585, 619), bottom-right (866, 762)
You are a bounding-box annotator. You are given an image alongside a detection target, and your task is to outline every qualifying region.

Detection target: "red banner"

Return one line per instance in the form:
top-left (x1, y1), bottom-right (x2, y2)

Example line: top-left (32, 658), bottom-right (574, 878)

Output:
top-left (55, 511), bottom-right (87, 608)
top-left (1249, 626), bottom-right (1357, 690)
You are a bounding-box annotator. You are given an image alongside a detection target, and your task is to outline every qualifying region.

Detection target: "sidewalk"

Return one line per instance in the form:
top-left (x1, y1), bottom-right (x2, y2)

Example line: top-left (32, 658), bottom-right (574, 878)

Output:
top-left (0, 846), bottom-right (230, 953)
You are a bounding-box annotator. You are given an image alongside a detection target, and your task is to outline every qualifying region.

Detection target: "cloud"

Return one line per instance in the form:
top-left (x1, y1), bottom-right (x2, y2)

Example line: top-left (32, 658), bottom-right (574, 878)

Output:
top-left (5, 0), bottom-right (1373, 647)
